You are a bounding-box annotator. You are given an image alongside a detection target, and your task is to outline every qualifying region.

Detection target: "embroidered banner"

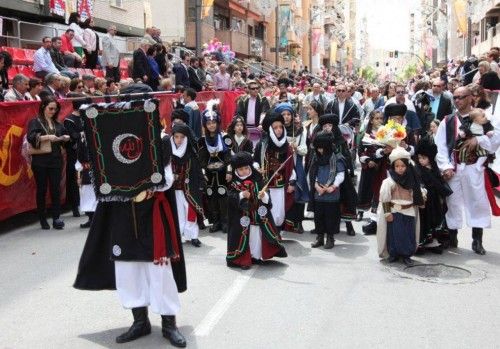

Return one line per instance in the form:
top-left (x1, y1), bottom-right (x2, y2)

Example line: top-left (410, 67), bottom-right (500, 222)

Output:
top-left (82, 99), bottom-right (164, 200)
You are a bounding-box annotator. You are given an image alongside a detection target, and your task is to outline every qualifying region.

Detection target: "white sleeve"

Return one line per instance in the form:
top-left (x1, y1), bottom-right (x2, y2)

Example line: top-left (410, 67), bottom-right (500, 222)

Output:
top-left (156, 164), bottom-right (174, 191)
top-left (289, 169), bottom-right (296, 181)
top-left (375, 148), bottom-right (385, 159)
top-left (435, 118), bottom-right (454, 172)
top-left (379, 178), bottom-right (394, 203)
top-left (333, 171), bottom-right (345, 187)
top-left (260, 192), bottom-right (269, 204)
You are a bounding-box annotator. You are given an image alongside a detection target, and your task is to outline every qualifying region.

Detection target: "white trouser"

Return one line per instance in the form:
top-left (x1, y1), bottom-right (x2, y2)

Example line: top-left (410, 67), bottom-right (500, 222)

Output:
top-left (269, 188), bottom-right (285, 227)
top-left (175, 190), bottom-right (199, 240)
top-left (249, 225), bottom-right (262, 260)
top-left (79, 184), bottom-right (97, 212)
top-left (445, 163), bottom-right (491, 229)
top-left (115, 261), bottom-right (180, 315)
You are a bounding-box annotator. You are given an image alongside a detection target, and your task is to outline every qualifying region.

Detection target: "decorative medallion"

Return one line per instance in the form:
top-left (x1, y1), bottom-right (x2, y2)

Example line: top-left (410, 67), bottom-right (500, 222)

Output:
top-left (240, 216), bottom-right (250, 227)
top-left (112, 245), bottom-right (122, 256)
top-left (112, 133), bottom-right (144, 164)
top-left (85, 107), bottom-right (98, 119)
top-left (151, 172), bottom-right (163, 184)
top-left (99, 183), bottom-right (112, 194)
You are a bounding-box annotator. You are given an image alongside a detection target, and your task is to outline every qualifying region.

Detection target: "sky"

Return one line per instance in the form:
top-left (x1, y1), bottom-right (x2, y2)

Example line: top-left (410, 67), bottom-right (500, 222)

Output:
top-left (357, 0), bottom-right (420, 51)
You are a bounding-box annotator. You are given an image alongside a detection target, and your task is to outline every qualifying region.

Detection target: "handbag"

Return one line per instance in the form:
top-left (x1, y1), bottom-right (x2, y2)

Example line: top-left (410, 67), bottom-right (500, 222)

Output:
top-left (26, 118), bottom-right (53, 155)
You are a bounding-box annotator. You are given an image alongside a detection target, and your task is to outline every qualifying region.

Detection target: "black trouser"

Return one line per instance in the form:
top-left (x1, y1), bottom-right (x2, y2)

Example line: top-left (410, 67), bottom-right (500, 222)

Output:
top-left (314, 201), bottom-right (340, 237)
top-left (84, 50), bottom-right (98, 69)
top-left (105, 66), bottom-right (120, 83)
top-left (65, 155), bottom-right (80, 210)
top-left (32, 165), bottom-right (62, 220)
top-left (207, 195), bottom-right (228, 226)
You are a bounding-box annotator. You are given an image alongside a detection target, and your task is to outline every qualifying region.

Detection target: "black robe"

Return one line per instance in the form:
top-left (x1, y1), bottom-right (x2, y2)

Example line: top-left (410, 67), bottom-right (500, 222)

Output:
top-left (226, 172), bottom-right (287, 267)
top-left (223, 134), bottom-right (254, 155)
top-left (73, 138), bottom-right (187, 293)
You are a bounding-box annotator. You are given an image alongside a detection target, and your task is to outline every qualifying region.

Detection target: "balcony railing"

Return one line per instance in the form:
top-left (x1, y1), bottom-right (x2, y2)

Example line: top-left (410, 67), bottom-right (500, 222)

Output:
top-left (214, 29), bottom-right (250, 56)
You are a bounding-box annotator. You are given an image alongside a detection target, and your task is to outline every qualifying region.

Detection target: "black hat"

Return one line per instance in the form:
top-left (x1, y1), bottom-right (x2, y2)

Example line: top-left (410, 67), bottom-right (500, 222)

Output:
top-left (319, 113), bottom-right (339, 127)
top-left (480, 71), bottom-right (500, 90)
top-left (384, 103), bottom-right (407, 118)
top-left (313, 131), bottom-right (334, 153)
top-left (261, 111), bottom-right (285, 133)
top-left (415, 139), bottom-right (437, 160)
top-left (171, 109), bottom-right (189, 123)
top-left (171, 124), bottom-right (191, 137)
top-left (231, 151), bottom-right (253, 169)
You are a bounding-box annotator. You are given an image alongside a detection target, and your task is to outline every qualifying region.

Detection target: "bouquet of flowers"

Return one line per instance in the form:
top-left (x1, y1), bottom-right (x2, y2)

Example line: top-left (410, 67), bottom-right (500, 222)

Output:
top-left (375, 119), bottom-right (406, 148)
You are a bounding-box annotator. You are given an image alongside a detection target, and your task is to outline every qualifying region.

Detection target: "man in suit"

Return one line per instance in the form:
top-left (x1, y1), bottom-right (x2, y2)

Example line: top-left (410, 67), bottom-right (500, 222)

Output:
top-left (39, 73), bottom-right (62, 100)
top-left (235, 80), bottom-right (270, 144)
top-left (132, 39), bottom-right (151, 83)
top-left (102, 25), bottom-right (121, 82)
top-left (430, 78), bottom-right (453, 120)
top-left (188, 57), bottom-right (203, 92)
top-left (173, 53), bottom-right (190, 88)
top-left (325, 83), bottom-right (361, 125)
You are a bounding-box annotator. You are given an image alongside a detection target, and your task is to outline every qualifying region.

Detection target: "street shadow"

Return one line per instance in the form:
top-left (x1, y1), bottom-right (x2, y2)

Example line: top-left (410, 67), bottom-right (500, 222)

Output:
top-left (252, 260), bottom-right (289, 280)
top-left (279, 239), bottom-right (311, 258)
top-left (326, 242), bottom-right (370, 259)
top-left (79, 325), bottom-right (197, 349)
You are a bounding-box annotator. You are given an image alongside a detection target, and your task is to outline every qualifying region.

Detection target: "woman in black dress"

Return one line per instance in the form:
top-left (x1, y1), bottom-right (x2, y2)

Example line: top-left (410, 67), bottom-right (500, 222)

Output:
top-left (27, 97), bottom-right (70, 229)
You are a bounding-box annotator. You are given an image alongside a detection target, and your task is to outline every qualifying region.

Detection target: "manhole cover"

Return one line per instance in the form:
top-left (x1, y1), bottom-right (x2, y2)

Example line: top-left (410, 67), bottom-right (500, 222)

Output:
top-left (387, 263), bottom-right (486, 284)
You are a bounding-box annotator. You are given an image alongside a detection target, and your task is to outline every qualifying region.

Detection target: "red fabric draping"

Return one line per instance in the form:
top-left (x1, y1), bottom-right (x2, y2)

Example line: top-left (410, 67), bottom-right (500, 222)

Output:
top-left (0, 91), bottom-right (242, 221)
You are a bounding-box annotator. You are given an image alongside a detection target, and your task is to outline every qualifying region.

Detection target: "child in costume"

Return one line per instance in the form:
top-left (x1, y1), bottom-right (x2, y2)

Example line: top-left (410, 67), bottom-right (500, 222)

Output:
top-left (377, 146), bottom-right (426, 266)
top-left (309, 131), bottom-right (346, 249)
top-left (456, 108), bottom-right (495, 164)
top-left (169, 124), bottom-right (205, 247)
top-left (226, 151), bottom-right (287, 270)
top-left (253, 111), bottom-right (296, 230)
top-left (224, 115), bottom-right (254, 155)
top-left (415, 139), bottom-right (452, 253)
top-left (276, 102), bottom-right (309, 234)
top-left (198, 100), bottom-right (232, 233)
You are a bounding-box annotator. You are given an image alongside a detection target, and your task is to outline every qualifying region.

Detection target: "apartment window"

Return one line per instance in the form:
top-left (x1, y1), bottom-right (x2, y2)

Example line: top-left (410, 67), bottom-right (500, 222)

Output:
top-left (248, 25), bottom-right (253, 37)
top-left (111, 0), bottom-right (123, 8)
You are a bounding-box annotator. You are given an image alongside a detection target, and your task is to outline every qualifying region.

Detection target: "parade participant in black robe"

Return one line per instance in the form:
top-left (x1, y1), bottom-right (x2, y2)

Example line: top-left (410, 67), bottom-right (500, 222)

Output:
top-left (415, 139), bottom-right (452, 253)
top-left (64, 93), bottom-right (87, 217)
top-left (169, 124), bottom-right (205, 247)
top-left (74, 137), bottom-right (188, 348)
top-left (318, 113), bottom-right (358, 236)
top-left (226, 151), bottom-right (287, 270)
top-left (253, 111), bottom-right (296, 231)
top-left (198, 99), bottom-right (231, 233)
top-left (224, 115), bottom-right (254, 155)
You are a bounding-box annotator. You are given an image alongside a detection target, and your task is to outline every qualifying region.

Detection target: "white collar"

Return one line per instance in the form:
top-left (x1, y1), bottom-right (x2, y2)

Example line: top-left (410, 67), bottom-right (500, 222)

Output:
top-left (170, 136), bottom-right (187, 158)
top-left (235, 170), bottom-right (252, 180)
top-left (234, 134), bottom-right (245, 145)
top-left (206, 134), bottom-right (224, 153)
top-left (269, 126), bottom-right (287, 148)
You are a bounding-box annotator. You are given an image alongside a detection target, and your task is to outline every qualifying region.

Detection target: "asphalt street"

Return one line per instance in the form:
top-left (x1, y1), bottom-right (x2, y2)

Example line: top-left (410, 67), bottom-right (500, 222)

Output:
top-left (1, 212), bottom-right (500, 349)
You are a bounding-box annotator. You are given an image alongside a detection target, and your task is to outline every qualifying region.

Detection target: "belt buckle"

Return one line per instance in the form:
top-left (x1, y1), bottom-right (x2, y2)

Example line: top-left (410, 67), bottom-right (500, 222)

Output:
top-left (393, 204), bottom-right (402, 210)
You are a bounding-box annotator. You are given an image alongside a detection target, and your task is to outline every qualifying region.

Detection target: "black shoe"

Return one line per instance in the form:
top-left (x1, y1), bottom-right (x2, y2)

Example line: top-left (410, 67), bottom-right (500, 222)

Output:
top-left (403, 257), bottom-right (415, 266)
top-left (40, 219), bottom-right (50, 230)
top-left (472, 240), bottom-right (486, 255)
top-left (209, 222), bottom-right (222, 233)
top-left (296, 223), bottom-right (304, 234)
top-left (311, 235), bottom-right (324, 248)
top-left (449, 229), bottom-right (458, 248)
top-left (80, 220), bottom-right (92, 229)
top-left (309, 228), bottom-right (316, 234)
top-left (251, 258), bottom-right (263, 265)
top-left (356, 211), bottom-right (364, 222)
top-left (52, 219), bottom-right (65, 230)
top-left (362, 221), bottom-right (377, 235)
top-left (116, 307), bottom-right (151, 344)
top-left (388, 256), bottom-right (398, 263)
top-left (324, 236), bottom-right (335, 249)
top-left (346, 221), bottom-right (356, 236)
top-left (191, 238), bottom-right (202, 247)
top-left (161, 315), bottom-right (187, 348)
top-left (72, 208), bottom-right (81, 217)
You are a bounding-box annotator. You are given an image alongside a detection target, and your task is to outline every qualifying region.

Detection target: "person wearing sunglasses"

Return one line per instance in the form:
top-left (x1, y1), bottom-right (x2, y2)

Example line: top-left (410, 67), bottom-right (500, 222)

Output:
top-left (435, 86), bottom-right (500, 255)
top-left (235, 80), bottom-right (270, 145)
top-left (430, 78), bottom-right (453, 121)
top-left (26, 97), bottom-right (70, 230)
top-left (325, 83), bottom-right (361, 126)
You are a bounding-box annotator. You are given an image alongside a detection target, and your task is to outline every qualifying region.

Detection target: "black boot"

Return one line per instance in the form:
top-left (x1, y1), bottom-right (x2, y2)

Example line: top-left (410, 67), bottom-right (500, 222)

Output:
top-left (296, 222), bottom-right (304, 234)
top-left (472, 228), bottom-right (486, 255)
top-left (191, 238), bottom-right (202, 247)
top-left (209, 222), bottom-right (222, 233)
top-left (80, 212), bottom-right (94, 229)
top-left (324, 235), bottom-right (335, 249)
top-left (346, 221), bottom-right (356, 236)
top-left (362, 220), bottom-right (377, 235)
top-left (72, 207), bottom-right (81, 217)
top-left (311, 234), bottom-right (324, 248)
top-left (161, 315), bottom-right (187, 348)
top-left (449, 229), bottom-right (458, 248)
top-left (116, 307), bottom-right (151, 343)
